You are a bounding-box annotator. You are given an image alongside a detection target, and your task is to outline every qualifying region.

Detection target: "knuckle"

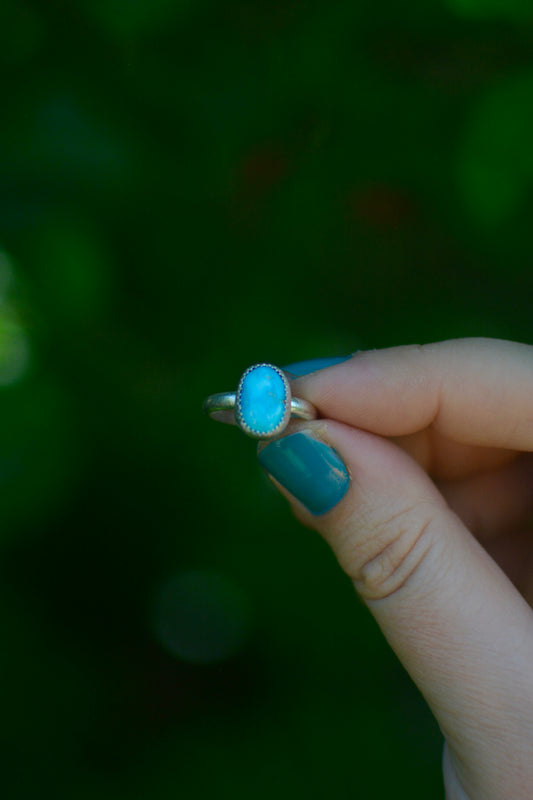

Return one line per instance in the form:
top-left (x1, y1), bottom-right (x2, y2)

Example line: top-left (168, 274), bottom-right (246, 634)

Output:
top-left (341, 499), bottom-right (438, 601)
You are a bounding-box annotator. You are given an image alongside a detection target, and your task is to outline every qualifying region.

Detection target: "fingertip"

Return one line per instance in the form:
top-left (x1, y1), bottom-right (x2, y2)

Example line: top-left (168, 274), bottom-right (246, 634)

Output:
top-left (257, 427), bottom-right (351, 517)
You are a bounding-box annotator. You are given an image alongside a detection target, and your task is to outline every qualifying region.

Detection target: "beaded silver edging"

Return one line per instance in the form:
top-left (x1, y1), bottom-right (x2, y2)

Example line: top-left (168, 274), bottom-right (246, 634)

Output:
top-left (203, 364), bottom-right (318, 439)
top-left (234, 363), bottom-right (292, 440)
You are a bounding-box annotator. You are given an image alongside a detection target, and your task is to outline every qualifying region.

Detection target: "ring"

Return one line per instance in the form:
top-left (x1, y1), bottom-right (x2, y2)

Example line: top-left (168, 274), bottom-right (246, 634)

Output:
top-left (203, 363), bottom-right (318, 440)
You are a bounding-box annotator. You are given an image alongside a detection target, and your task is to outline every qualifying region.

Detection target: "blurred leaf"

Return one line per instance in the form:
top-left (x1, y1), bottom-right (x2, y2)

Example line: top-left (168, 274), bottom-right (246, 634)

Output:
top-left (30, 217), bottom-right (113, 328)
top-left (150, 570), bottom-right (253, 664)
top-left (458, 70), bottom-right (533, 225)
top-left (2, 92), bottom-right (131, 188)
top-left (0, 250), bottom-right (30, 386)
top-left (0, 310), bottom-right (30, 386)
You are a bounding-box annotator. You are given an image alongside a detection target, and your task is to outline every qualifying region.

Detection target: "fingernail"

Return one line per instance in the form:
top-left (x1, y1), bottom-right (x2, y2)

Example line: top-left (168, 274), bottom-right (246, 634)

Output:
top-left (281, 355), bottom-right (352, 377)
top-left (258, 431), bottom-right (350, 515)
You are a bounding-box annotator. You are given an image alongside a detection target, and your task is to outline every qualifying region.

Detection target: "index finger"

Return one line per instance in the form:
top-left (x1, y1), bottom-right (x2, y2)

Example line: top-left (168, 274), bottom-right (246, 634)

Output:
top-left (291, 338), bottom-right (533, 450)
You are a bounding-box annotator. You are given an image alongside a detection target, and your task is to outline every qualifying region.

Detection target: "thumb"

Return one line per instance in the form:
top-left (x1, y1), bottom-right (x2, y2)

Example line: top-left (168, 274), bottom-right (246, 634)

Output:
top-left (258, 421), bottom-right (533, 800)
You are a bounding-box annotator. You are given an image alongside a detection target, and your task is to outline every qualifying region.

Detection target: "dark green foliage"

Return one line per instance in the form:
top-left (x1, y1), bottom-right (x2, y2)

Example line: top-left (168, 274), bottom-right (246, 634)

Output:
top-left (0, 1), bottom-right (531, 797)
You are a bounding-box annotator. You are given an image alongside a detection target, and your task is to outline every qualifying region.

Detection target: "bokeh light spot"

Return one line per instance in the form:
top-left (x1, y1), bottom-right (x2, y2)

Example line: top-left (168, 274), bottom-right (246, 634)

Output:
top-left (0, 316), bottom-right (30, 387)
top-left (0, 250), bottom-right (30, 386)
top-left (151, 570), bottom-right (253, 665)
top-left (458, 71), bottom-right (533, 225)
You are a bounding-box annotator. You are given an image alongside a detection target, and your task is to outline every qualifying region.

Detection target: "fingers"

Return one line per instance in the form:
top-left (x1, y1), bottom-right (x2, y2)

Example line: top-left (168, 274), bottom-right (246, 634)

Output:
top-left (291, 338), bottom-right (533, 450)
top-left (391, 428), bottom-right (516, 480)
top-left (443, 742), bottom-right (472, 800)
top-left (258, 420), bottom-right (533, 799)
top-left (482, 527), bottom-right (533, 605)
top-left (437, 452), bottom-right (533, 540)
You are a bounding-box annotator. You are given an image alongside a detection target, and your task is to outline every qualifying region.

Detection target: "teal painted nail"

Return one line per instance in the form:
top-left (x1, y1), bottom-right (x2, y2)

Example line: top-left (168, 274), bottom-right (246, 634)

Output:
top-left (258, 431), bottom-right (350, 516)
top-left (282, 355), bottom-right (352, 377)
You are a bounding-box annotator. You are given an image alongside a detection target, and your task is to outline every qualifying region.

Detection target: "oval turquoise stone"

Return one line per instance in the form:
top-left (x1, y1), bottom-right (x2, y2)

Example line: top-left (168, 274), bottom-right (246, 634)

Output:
top-left (238, 366), bottom-right (287, 436)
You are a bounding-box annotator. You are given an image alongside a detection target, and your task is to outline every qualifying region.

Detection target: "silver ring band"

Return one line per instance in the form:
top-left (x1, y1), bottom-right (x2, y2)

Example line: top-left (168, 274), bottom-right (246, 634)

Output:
top-left (203, 363), bottom-right (318, 440)
top-left (203, 392), bottom-right (317, 420)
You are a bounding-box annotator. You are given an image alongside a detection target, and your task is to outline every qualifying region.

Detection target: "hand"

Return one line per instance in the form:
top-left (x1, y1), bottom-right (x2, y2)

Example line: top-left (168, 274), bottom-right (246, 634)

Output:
top-left (257, 338), bottom-right (533, 800)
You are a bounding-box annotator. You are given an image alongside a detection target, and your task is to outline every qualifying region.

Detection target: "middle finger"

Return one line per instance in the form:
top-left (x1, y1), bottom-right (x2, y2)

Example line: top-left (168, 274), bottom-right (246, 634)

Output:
top-left (435, 452), bottom-right (533, 540)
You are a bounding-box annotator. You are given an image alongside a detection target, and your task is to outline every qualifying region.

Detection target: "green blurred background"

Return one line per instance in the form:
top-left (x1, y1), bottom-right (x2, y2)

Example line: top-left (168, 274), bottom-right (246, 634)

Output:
top-left (0, 0), bottom-right (532, 797)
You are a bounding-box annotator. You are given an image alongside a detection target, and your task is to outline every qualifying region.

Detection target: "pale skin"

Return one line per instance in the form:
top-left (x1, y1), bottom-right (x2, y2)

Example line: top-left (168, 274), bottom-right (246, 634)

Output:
top-left (259, 338), bottom-right (533, 799)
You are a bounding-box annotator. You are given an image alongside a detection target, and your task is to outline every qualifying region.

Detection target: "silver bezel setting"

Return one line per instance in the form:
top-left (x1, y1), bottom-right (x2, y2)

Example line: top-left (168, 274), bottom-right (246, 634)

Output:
top-left (235, 363), bottom-right (292, 440)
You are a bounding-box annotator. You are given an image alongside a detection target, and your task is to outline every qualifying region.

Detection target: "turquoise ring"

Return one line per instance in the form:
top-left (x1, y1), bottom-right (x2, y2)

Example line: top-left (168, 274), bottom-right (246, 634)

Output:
top-left (203, 363), bottom-right (318, 440)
